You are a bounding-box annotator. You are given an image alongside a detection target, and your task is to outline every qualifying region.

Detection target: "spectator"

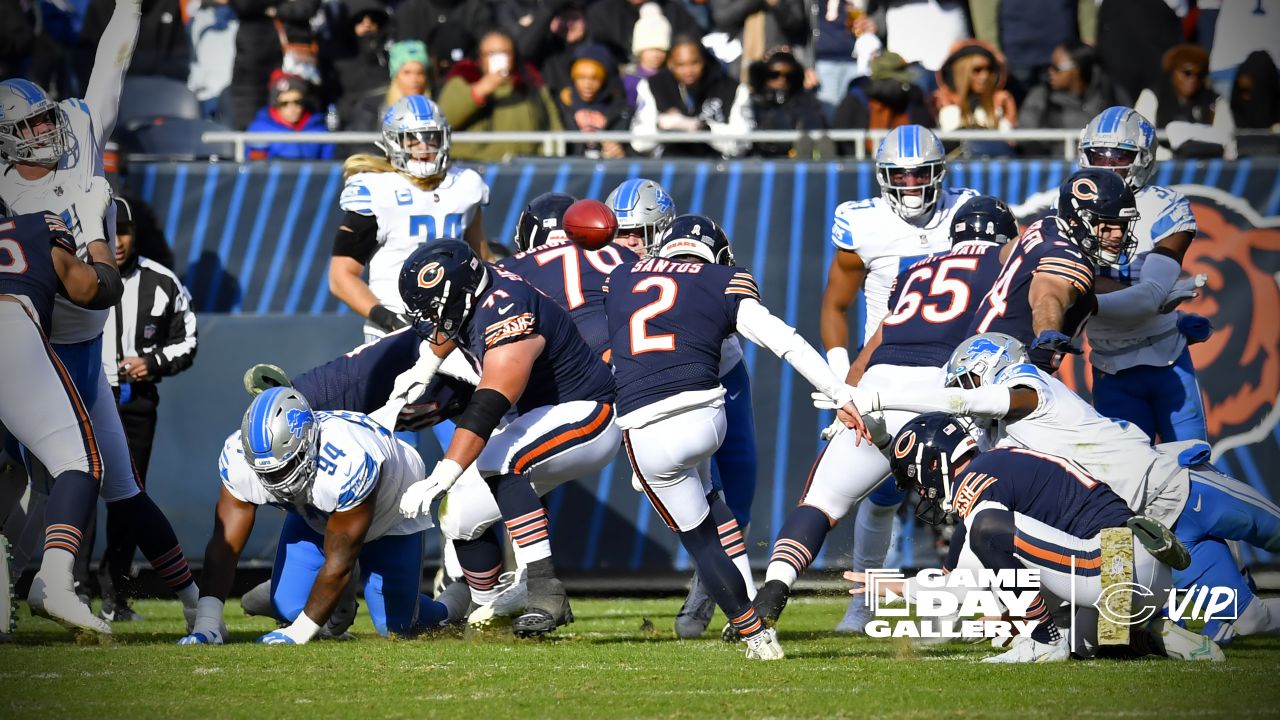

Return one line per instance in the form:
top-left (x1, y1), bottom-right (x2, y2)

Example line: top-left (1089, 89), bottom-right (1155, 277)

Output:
top-left (587, 0), bottom-right (702, 66)
top-left (340, 38), bottom-right (424, 133)
top-left (1, 1), bottom-right (63, 91)
top-left (810, 1), bottom-right (884, 114)
top-left (1207, 0), bottom-right (1280, 98)
top-left (969, 0), bottom-right (1095, 103)
top-left (186, 0), bottom-right (239, 120)
top-left (1231, 50), bottom-right (1280, 131)
top-left (708, 0), bottom-right (809, 81)
top-left (746, 49), bottom-right (825, 157)
top-left (437, 29), bottom-right (563, 161)
top-left (1094, 0), bottom-right (1181, 108)
top-left (1018, 42), bottom-right (1115, 131)
top-left (246, 72), bottom-right (336, 160)
top-left (395, 0), bottom-right (494, 67)
top-left (79, 0), bottom-right (191, 82)
top-left (832, 50), bottom-right (932, 153)
top-left (933, 39), bottom-right (1015, 131)
top-left (882, 0), bottom-right (969, 94)
top-left (631, 36), bottom-right (752, 157)
top-left (331, 0), bottom-right (391, 125)
top-left (514, 0), bottom-right (589, 96)
top-left (227, 0), bottom-right (321, 130)
top-left (1136, 43), bottom-right (1236, 159)
top-left (621, 1), bottom-right (672, 107)
top-left (556, 43), bottom-right (632, 158)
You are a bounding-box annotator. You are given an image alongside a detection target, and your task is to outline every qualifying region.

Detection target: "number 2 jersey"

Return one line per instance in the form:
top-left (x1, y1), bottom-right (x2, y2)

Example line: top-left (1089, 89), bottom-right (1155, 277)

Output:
top-left (458, 266), bottom-right (615, 415)
top-left (967, 218), bottom-right (1097, 359)
top-left (605, 258), bottom-right (762, 420)
top-left (0, 212), bottom-right (77, 331)
top-left (499, 239), bottom-right (639, 358)
top-left (218, 411), bottom-right (434, 539)
top-left (869, 241), bottom-right (1006, 368)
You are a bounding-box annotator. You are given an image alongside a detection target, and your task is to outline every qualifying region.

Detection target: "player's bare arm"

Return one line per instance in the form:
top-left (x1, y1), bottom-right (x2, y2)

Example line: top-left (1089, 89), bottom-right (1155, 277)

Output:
top-left (1028, 272), bottom-right (1079, 336)
top-left (847, 325), bottom-right (884, 386)
top-left (302, 497), bottom-right (375, 626)
top-left (328, 256), bottom-right (380, 318)
top-left (819, 250), bottom-right (867, 361)
top-left (198, 487), bottom-right (259, 603)
top-left (465, 208), bottom-right (492, 261)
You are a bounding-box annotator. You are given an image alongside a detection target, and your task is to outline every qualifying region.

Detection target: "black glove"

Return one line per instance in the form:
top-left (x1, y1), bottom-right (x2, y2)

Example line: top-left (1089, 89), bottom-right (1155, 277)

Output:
top-left (369, 304), bottom-right (410, 333)
top-left (1028, 330), bottom-right (1081, 373)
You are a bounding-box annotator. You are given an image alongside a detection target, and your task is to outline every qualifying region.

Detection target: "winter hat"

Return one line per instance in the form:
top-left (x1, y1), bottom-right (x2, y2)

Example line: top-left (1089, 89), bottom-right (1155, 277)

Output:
top-left (572, 43), bottom-right (618, 80)
top-left (631, 3), bottom-right (672, 56)
top-left (870, 52), bottom-right (914, 85)
top-left (269, 71), bottom-right (310, 104)
top-left (390, 40), bottom-right (429, 78)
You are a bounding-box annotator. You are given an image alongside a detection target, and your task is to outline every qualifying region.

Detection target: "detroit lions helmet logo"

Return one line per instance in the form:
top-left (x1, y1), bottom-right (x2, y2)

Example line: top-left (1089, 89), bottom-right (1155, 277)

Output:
top-left (285, 408), bottom-right (313, 439)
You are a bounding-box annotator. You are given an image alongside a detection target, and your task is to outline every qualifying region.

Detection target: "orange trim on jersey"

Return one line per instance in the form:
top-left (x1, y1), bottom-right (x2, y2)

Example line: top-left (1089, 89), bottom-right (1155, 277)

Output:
top-left (1013, 535), bottom-right (1103, 571)
top-left (512, 404), bottom-right (613, 474)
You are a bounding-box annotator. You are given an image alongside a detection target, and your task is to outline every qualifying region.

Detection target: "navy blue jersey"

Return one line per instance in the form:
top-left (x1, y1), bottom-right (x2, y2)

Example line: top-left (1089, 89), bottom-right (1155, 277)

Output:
top-left (500, 240), bottom-right (639, 359)
top-left (870, 242), bottom-right (1006, 368)
top-left (461, 265), bottom-right (615, 414)
top-left (0, 212), bottom-right (77, 331)
top-left (967, 218), bottom-right (1097, 351)
top-left (942, 447), bottom-right (1134, 571)
top-left (605, 258), bottom-right (761, 415)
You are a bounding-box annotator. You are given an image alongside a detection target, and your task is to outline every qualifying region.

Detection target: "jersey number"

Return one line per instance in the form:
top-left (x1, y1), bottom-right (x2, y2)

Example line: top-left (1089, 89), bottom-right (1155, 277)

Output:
top-left (629, 276), bottom-right (677, 354)
top-left (409, 213), bottom-right (464, 241)
top-left (0, 228), bottom-right (29, 276)
top-left (883, 257), bottom-right (979, 326)
top-left (975, 256), bottom-right (1023, 333)
top-left (535, 245), bottom-right (626, 309)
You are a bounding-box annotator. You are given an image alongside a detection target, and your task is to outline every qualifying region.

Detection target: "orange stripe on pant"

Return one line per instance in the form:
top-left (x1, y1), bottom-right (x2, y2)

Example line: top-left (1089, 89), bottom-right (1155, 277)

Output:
top-left (512, 404), bottom-right (613, 475)
top-left (623, 430), bottom-right (679, 532)
top-left (1013, 535), bottom-right (1103, 571)
top-left (36, 322), bottom-right (103, 483)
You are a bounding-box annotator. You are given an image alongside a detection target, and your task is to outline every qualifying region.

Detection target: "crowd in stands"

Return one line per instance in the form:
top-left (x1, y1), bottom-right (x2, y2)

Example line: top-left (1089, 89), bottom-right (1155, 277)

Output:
top-left (5, 0), bottom-right (1278, 160)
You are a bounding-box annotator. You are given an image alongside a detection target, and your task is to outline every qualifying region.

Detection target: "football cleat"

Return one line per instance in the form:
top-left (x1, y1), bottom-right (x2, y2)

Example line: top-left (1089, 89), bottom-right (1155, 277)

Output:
top-left (27, 573), bottom-right (111, 635)
top-left (744, 628), bottom-right (785, 661)
top-left (468, 568), bottom-right (529, 628)
top-left (243, 363), bottom-right (291, 396)
top-left (675, 572), bottom-right (716, 639)
top-left (982, 634), bottom-right (1069, 663)
top-left (99, 604), bottom-right (144, 623)
top-left (512, 576), bottom-right (573, 638)
top-left (753, 579), bottom-right (792, 627)
top-left (834, 593), bottom-right (874, 635)
top-left (1127, 515), bottom-right (1191, 570)
top-left (1149, 618), bottom-right (1225, 661)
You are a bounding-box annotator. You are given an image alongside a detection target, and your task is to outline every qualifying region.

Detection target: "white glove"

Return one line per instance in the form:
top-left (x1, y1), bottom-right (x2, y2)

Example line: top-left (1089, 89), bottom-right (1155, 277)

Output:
top-left (81, 177), bottom-right (113, 227)
top-left (400, 459), bottom-right (464, 519)
top-left (371, 352), bottom-right (444, 430)
top-left (1159, 274), bottom-right (1207, 314)
top-left (811, 384), bottom-right (878, 413)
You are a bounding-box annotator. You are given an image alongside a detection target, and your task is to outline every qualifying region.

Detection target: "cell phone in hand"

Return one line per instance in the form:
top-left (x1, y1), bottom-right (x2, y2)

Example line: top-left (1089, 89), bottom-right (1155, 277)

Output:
top-left (488, 52), bottom-right (510, 76)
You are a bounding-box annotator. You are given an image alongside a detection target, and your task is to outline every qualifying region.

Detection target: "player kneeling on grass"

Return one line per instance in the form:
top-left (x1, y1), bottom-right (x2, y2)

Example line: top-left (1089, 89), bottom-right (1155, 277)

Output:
top-left (604, 215), bottom-right (872, 661)
top-left (850, 412), bottom-right (1222, 663)
top-left (179, 389), bottom-right (453, 644)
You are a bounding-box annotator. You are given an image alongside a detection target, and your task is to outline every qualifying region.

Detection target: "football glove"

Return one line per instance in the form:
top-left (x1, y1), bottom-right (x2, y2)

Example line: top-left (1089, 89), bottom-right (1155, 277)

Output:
top-left (1177, 312), bottom-right (1213, 344)
top-left (399, 459), bottom-right (464, 519)
top-left (369, 304), bottom-right (410, 333)
top-left (1028, 330), bottom-right (1080, 372)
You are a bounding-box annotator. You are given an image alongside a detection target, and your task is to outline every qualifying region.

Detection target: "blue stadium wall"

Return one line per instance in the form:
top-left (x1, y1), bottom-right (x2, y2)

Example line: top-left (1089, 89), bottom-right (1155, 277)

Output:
top-left (124, 158), bottom-right (1280, 570)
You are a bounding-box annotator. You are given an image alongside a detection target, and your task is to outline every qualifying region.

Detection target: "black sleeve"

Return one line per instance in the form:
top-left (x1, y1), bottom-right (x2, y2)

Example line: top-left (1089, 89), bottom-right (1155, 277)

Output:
top-left (331, 211), bottom-right (380, 265)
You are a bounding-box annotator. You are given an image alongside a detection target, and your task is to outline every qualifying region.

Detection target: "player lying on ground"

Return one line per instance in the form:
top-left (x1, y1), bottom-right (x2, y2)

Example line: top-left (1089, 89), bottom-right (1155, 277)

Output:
top-left (851, 412), bottom-right (1221, 663)
top-left (605, 215), bottom-right (872, 660)
top-left (837, 332), bottom-right (1280, 643)
top-left (179, 389), bottom-right (456, 644)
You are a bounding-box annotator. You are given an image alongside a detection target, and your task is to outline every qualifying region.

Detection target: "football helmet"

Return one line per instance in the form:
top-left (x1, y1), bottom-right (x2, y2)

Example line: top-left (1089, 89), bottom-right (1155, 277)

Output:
top-left (888, 412), bottom-right (980, 525)
top-left (950, 196), bottom-right (1018, 246)
top-left (379, 95), bottom-right (450, 178)
top-left (655, 214), bottom-right (734, 265)
top-left (605, 178), bottom-right (675, 254)
top-left (1056, 168), bottom-right (1140, 267)
top-left (514, 192), bottom-right (576, 252)
top-left (241, 388), bottom-right (320, 501)
top-left (875, 125), bottom-right (947, 221)
top-left (399, 239), bottom-right (489, 344)
top-left (945, 332), bottom-right (1029, 390)
top-left (1078, 106), bottom-right (1157, 190)
top-left (0, 79), bottom-right (71, 165)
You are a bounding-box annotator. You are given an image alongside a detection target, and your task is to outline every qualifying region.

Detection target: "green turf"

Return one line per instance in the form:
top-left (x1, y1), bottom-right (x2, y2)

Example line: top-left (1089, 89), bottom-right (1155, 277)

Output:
top-left (1, 597), bottom-right (1276, 719)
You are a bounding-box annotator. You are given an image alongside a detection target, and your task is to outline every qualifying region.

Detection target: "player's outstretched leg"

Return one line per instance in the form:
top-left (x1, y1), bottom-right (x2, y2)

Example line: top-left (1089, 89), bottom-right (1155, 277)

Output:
top-left (759, 505), bottom-right (830, 626)
top-left (485, 473), bottom-right (571, 637)
top-left (678, 493), bottom-right (753, 639)
top-left (106, 493), bottom-right (198, 618)
top-left (29, 469), bottom-right (110, 635)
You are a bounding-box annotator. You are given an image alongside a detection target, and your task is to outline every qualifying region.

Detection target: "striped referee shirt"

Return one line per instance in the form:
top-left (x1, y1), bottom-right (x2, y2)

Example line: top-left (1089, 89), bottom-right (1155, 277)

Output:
top-left (101, 257), bottom-right (198, 386)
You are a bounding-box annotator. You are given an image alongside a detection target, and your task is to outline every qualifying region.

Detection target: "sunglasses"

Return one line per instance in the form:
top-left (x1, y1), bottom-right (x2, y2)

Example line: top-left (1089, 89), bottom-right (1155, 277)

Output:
top-left (276, 98), bottom-right (304, 108)
top-left (970, 64), bottom-right (992, 75)
top-left (1176, 66), bottom-right (1206, 78)
top-left (766, 67), bottom-right (792, 79)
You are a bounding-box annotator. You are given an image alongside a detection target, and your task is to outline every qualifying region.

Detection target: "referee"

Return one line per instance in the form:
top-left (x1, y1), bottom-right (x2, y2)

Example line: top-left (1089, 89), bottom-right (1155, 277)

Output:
top-left (97, 197), bottom-right (198, 621)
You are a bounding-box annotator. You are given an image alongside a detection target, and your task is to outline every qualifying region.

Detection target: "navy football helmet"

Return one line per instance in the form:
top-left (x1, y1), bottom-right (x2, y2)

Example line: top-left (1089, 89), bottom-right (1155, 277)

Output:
top-left (514, 192), bottom-right (576, 253)
top-left (950, 196), bottom-right (1018, 246)
top-left (399, 239), bottom-right (489, 345)
top-left (888, 412), bottom-right (981, 525)
top-left (1055, 168), bottom-right (1140, 267)
top-left (655, 214), bottom-right (734, 265)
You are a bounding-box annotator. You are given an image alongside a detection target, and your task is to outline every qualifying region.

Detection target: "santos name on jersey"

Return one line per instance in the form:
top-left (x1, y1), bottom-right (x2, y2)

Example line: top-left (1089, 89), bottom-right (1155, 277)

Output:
top-left (829, 188), bottom-right (976, 341)
top-left (339, 166), bottom-right (489, 333)
top-left (218, 411), bottom-right (433, 540)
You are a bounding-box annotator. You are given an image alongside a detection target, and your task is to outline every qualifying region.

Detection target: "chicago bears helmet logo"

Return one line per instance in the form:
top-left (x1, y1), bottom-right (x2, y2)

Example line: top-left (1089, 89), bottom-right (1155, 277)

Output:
top-left (417, 262), bottom-right (445, 289)
top-left (893, 430), bottom-right (917, 460)
top-left (1071, 177), bottom-right (1099, 202)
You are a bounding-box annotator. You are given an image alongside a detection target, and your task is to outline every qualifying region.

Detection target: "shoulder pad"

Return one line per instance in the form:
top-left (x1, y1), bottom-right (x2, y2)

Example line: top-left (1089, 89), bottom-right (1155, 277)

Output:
top-left (993, 362), bottom-right (1045, 387)
top-left (340, 177), bottom-right (375, 216)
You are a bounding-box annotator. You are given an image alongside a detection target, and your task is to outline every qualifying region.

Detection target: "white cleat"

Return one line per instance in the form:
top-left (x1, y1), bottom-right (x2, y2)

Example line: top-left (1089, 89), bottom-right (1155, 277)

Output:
top-left (468, 568), bottom-right (528, 627)
top-left (27, 574), bottom-right (111, 635)
top-left (744, 628), bottom-right (785, 661)
top-left (982, 634), bottom-right (1068, 663)
top-left (1151, 619), bottom-right (1225, 662)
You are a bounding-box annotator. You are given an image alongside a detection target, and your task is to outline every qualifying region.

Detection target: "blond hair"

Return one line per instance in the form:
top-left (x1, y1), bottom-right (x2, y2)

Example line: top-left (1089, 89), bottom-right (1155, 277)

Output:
top-left (342, 153), bottom-right (440, 191)
top-left (952, 54), bottom-right (998, 129)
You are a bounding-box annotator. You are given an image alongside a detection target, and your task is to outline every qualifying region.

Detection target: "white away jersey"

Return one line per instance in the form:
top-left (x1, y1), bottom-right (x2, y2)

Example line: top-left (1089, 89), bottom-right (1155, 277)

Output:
top-left (829, 188), bottom-right (977, 341)
top-left (218, 411), bottom-right (433, 539)
top-left (1088, 184), bottom-right (1198, 373)
top-left (989, 362), bottom-right (1189, 523)
top-left (340, 166), bottom-right (488, 337)
top-left (1, 99), bottom-right (111, 344)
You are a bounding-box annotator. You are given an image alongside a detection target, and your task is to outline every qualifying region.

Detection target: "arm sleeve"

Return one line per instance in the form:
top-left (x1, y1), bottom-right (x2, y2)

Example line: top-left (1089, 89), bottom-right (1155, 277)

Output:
top-left (866, 383), bottom-right (1012, 419)
top-left (735, 297), bottom-right (842, 399)
top-left (84, 0), bottom-right (141, 143)
top-left (1093, 252), bottom-right (1182, 320)
top-left (630, 79), bottom-right (661, 155)
top-left (148, 275), bottom-right (198, 377)
top-left (331, 211), bottom-right (380, 264)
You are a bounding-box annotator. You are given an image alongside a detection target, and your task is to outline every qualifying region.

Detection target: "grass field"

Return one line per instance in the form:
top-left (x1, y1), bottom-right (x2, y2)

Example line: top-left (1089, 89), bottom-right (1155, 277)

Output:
top-left (1, 596), bottom-right (1277, 719)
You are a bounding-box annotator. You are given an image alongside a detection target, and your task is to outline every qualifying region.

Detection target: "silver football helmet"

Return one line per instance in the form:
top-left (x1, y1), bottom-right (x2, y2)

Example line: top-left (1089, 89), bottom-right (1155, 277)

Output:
top-left (1079, 106), bottom-right (1157, 190)
top-left (0, 79), bottom-right (71, 165)
top-left (379, 95), bottom-right (451, 179)
top-left (240, 387), bottom-right (320, 501)
top-left (875, 125), bottom-right (947, 221)
top-left (945, 332), bottom-right (1029, 390)
top-left (605, 178), bottom-right (676, 255)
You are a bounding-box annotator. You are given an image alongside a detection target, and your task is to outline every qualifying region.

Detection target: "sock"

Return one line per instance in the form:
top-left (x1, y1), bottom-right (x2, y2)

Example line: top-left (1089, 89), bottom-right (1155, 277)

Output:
top-left (1235, 596), bottom-right (1280, 636)
top-left (434, 580), bottom-right (471, 622)
top-left (678, 513), bottom-right (755, 634)
top-left (41, 469), bottom-right (98, 581)
top-left (454, 527), bottom-right (505, 606)
top-left (766, 505), bottom-right (830, 587)
top-left (488, 473), bottom-right (552, 565)
top-left (108, 493), bottom-right (194, 594)
top-left (852, 500), bottom-right (897, 574)
top-left (709, 494), bottom-right (755, 600)
top-left (415, 595), bottom-right (450, 629)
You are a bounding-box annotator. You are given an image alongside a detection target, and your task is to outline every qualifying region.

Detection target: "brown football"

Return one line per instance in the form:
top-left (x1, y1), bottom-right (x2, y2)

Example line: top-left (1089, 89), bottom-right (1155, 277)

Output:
top-left (563, 199), bottom-right (619, 250)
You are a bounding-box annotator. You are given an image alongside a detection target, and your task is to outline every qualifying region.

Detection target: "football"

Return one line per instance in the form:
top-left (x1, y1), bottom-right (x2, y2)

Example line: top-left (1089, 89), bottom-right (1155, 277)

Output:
top-left (563, 198), bottom-right (619, 250)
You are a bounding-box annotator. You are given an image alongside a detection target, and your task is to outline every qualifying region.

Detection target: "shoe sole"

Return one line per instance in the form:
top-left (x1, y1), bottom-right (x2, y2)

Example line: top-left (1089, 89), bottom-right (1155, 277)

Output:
top-left (30, 604), bottom-right (111, 636)
top-left (512, 606), bottom-right (574, 638)
top-left (1127, 516), bottom-right (1191, 570)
